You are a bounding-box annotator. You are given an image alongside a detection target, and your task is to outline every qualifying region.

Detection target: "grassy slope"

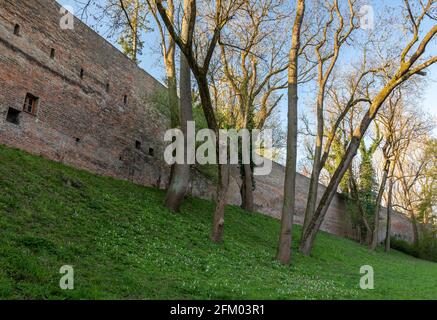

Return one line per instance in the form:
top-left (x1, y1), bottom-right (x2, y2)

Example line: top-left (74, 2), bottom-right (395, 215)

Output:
top-left (0, 144), bottom-right (436, 300)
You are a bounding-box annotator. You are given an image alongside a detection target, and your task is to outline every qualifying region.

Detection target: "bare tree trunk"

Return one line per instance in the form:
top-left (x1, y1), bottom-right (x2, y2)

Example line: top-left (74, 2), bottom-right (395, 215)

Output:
top-left (211, 163), bottom-right (230, 243)
top-left (385, 175), bottom-right (394, 252)
top-left (411, 212), bottom-right (420, 248)
top-left (162, 9), bottom-right (178, 192)
top-left (276, 0), bottom-right (305, 265)
top-left (164, 3), bottom-right (193, 212)
top-left (165, 55), bottom-right (193, 212)
top-left (161, 0), bottom-right (178, 129)
top-left (302, 92), bottom-right (324, 233)
top-left (166, 67), bottom-right (178, 127)
top-left (241, 163), bottom-right (254, 212)
top-left (195, 74), bottom-right (229, 243)
top-left (369, 159), bottom-right (390, 250)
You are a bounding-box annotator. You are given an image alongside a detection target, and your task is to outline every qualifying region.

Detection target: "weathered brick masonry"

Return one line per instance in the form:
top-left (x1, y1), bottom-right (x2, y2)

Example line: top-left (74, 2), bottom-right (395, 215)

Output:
top-left (0, 0), bottom-right (414, 242)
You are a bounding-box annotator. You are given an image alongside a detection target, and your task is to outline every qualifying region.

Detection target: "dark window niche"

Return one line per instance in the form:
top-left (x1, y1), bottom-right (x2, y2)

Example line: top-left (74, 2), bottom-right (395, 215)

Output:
top-left (123, 95), bottom-right (128, 105)
top-left (135, 140), bottom-right (141, 150)
top-left (106, 83), bottom-right (110, 93)
top-left (75, 137), bottom-right (81, 144)
top-left (14, 24), bottom-right (20, 36)
top-left (148, 147), bottom-right (154, 157)
top-left (23, 93), bottom-right (39, 115)
top-left (80, 68), bottom-right (84, 79)
top-left (50, 48), bottom-right (55, 59)
top-left (6, 108), bottom-right (21, 125)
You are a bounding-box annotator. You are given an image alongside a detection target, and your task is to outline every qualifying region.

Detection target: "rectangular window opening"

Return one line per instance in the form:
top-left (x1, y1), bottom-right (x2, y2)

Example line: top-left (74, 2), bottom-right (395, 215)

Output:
top-left (80, 68), bottom-right (84, 79)
top-left (6, 108), bottom-right (21, 125)
top-left (123, 95), bottom-right (128, 105)
top-left (148, 147), bottom-right (154, 157)
top-left (14, 24), bottom-right (20, 36)
top-left (135, 140), bottom-right (141, 150)
top-left (106, 83), bottom-right (110, 93)
top-left (23, 93), bottom-right (39, 115)
top-left (50, 48), bottom-right (55, 59)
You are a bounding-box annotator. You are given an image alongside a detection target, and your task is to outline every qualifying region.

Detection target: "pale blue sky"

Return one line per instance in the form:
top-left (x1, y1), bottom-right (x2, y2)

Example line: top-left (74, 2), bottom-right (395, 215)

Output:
top-left (58, 0), bottom-right (436, 138)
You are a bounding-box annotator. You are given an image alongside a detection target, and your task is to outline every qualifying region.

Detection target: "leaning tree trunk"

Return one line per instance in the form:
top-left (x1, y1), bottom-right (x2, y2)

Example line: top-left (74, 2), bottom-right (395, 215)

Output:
top-left (276, 0), bottom-right (305, 265)
top-left (164, 6), bottom-right (193, 212)
top-left (164, 53), bottom-right (193, 212)
top-left (300, 136), bottom-right (365, 255)
top-left (299, 77), bottom-right (402, 255)
top-left (385, 175), bottom-right (394, 252)
top-left (369, 159), bottom-right (390, 250)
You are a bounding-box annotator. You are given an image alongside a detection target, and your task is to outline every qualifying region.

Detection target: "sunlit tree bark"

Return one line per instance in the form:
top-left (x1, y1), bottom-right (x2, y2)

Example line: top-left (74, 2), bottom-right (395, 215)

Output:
top-left (276, 0), bottom-right (305, 265)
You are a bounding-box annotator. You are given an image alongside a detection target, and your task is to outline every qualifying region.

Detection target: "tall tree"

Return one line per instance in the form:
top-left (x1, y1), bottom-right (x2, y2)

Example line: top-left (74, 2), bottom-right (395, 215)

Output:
top-left (276, 0), bottom-right (305, 265)
top-left (163, 0), bottom-right (194, 212)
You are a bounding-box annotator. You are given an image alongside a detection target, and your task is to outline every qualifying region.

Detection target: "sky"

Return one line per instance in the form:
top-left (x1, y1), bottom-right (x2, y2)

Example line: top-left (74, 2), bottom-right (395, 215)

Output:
top-left (57, 0), bottom-right (437, 141)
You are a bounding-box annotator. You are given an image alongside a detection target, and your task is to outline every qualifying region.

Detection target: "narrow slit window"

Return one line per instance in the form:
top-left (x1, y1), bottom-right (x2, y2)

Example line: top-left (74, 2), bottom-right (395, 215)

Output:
top-left (135, 140), bottom-right (141, 150)
top-left (14, 24), bottom-right (20, 36)
top-left (148, 147), bottom-right (154, 157)
top-left (50, 48), bottom-right (55, 59)
top-left (123, 95), bottom-right (128, 105)
top-left (6, 108), bottom-right (21, 125)
top-left (23, 93), bottom-right (39, 115)
top-left (106, 83), bottom-right (110, 93)
top-left (80, 68), bottom-right (84, 79)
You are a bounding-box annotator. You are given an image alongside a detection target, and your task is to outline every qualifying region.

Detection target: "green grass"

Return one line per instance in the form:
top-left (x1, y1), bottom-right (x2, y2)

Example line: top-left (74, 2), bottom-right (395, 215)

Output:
top-left (0, 144), bottom-right (436, 300)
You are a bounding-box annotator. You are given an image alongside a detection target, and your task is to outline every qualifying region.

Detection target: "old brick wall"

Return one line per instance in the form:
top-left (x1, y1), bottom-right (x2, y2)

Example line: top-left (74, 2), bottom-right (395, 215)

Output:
top-left (0, 0), bottom-right (170, 188)
top-left (0, 0), bottom-right (414, 243)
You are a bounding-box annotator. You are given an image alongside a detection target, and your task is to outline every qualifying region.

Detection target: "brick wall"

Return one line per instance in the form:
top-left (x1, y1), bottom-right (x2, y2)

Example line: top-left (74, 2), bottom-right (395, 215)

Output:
top-left (0, 0), bottom-right (414, 243)
top-left (0, 0), bottom-right (170, 188)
